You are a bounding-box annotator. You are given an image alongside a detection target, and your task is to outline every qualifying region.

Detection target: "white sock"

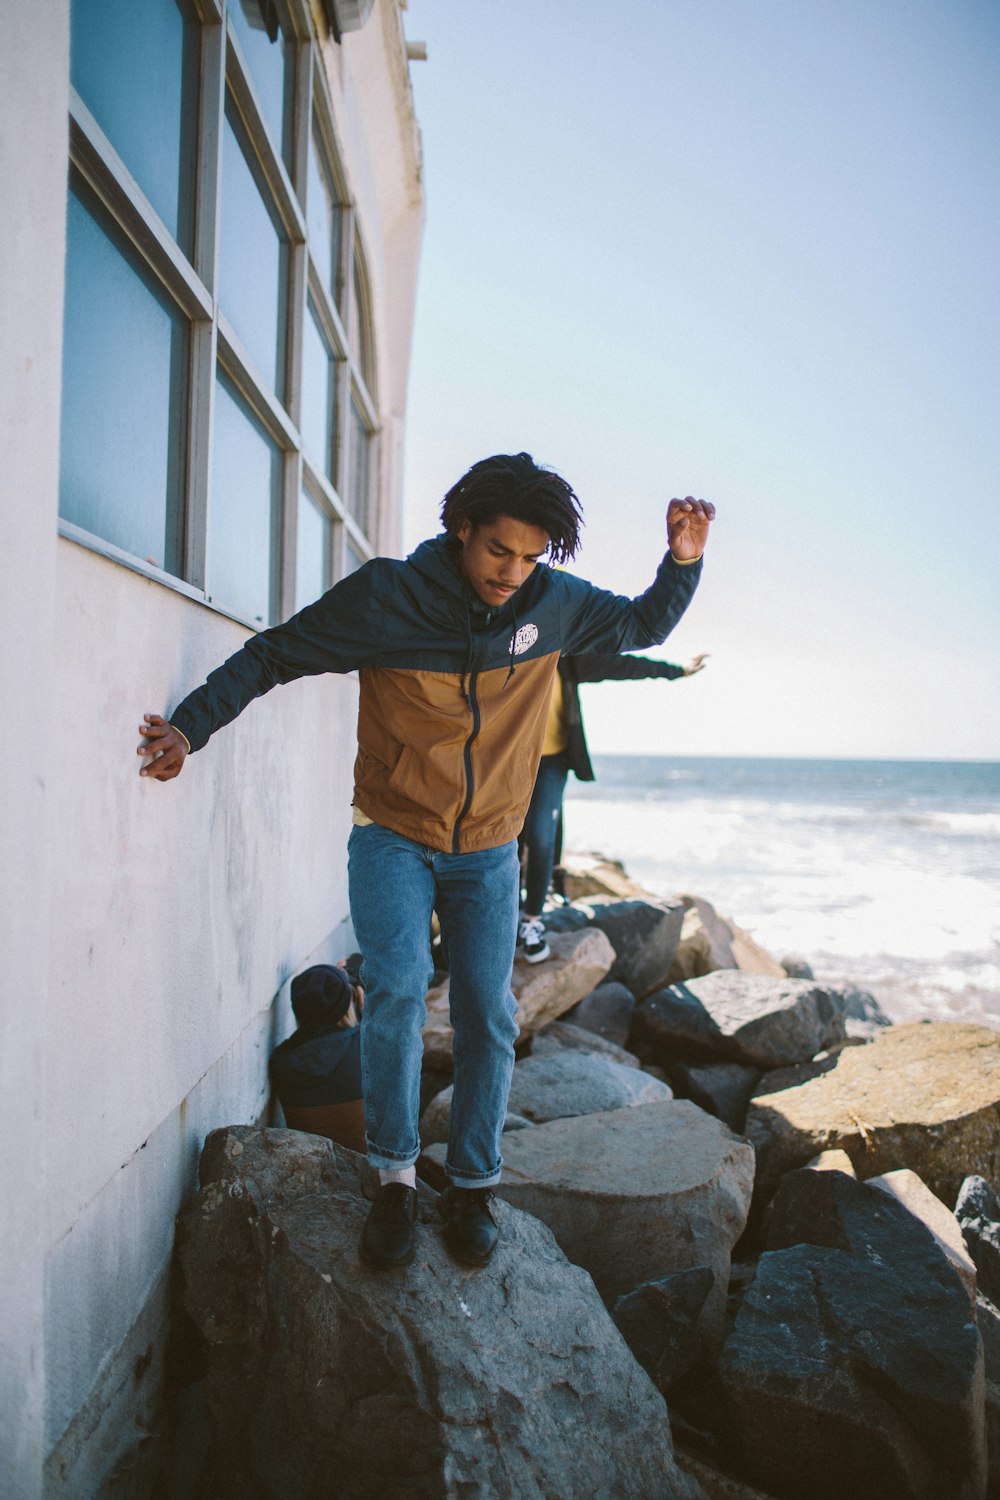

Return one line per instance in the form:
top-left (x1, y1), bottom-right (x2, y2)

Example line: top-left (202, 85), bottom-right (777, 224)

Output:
top-left (379, 1166), bottom-right (416, 1189)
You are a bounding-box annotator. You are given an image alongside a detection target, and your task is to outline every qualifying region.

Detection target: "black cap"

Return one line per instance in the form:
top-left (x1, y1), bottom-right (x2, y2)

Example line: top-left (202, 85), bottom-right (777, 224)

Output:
top-left (290, 965), bottom-right (354, 1028)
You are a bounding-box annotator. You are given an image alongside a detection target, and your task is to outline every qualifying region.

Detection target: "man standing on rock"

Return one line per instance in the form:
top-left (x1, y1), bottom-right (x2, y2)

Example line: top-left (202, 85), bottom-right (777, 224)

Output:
top-left (136, 452), bottom-right (714, 1269)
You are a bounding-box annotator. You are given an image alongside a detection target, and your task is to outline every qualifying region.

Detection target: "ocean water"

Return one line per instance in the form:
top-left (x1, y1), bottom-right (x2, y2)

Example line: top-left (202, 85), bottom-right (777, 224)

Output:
top-left (563, 756), bottom-right (1000, 1029)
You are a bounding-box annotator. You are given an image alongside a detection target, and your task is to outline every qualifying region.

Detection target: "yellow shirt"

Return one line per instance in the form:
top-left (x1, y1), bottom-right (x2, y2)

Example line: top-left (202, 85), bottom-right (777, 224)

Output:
top-left (541, 671), bottom-right (568, 756)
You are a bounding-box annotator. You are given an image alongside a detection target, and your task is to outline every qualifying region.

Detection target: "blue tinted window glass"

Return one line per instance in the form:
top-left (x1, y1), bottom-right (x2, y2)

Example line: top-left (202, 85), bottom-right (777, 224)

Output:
top-left (301, 302), bottom-right (335, 479)
top-left (230, 0), bottom-right (290, 164)
top-left (70, 0), bottom-right (197, 251)
top-left (347, 397), bottom-right (371, 532)
top-left (296, 492), bottom-right (330, 611)
top-left (307, 125), bottom-right (340, 300)
top-left (345, 541), bottom-right (365, 576)
top-left (209, 374), bottom-right (278, 625)
top-left (218, 102), bottom-right (287, 395)
top-left (60, 180), bottom-right (186, 574)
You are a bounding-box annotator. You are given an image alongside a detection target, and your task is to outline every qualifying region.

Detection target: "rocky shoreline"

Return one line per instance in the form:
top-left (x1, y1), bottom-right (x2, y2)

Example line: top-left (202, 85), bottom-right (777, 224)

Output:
top-left (174, 851), bottom-right (1000, 1498)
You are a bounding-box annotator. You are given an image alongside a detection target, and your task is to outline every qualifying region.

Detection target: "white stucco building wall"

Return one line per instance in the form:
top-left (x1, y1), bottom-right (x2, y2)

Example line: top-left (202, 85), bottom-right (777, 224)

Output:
top-left (0, 3), bottom-right (423, 1495)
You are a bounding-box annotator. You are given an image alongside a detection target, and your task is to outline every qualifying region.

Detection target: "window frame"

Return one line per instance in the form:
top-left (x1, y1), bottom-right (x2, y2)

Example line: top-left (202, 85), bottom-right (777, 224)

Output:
top-left (61, 0), bottom-right (381, 630)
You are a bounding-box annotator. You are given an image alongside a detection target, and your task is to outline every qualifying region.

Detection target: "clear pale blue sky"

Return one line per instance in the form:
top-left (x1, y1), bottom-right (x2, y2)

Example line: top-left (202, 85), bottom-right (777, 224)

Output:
top-left (399, 0), bottom-right (999, 760)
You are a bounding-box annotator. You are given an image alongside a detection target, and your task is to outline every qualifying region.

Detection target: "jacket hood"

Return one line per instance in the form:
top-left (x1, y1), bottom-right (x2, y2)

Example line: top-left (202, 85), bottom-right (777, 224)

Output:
top-left (406, 533), bottom-right (551, 620)
top-left (407, 534), bottom-right (469, 600)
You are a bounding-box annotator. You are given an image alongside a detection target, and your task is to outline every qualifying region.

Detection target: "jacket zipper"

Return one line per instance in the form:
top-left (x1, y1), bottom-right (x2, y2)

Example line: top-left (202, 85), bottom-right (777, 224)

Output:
top-left (453, 667), bottom-right (481, 853)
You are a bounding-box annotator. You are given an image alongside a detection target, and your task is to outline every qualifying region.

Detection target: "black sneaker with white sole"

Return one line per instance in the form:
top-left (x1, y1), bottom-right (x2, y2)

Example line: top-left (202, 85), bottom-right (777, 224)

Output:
top-left (517, 914), bottom-right (550, 963)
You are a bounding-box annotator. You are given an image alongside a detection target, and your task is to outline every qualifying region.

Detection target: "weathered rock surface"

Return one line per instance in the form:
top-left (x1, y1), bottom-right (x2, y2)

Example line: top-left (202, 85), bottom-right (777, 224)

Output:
top-left (631, 972), bottom-right (849, 1071)
top-left (580, 897), bottom-right (687, 1000)
top-left (419, 1051), bottom-right (671, 1146)
top-left (558, 852), bottom-right (652, 902)
top-left (746, 1022), bottom-right (1000, 1209)
top-left (957, 1175), bottom-right (1000, 1307)
top-left (666, 896), bottom-right (785, 984)
top-left (665, 1060), bottom-right (762, 1133)
top-left (869, 1167), bottom-right (976, 1301)
top-left (563, 979), bottom-right (636, 1047)
top-left (421, 926), bottom-right (615, 1070)
top-left (179, 1126), bottom-right (701, 1500)
top-left (720, 1167), bottom-right (987, 1500)
top-left (426, 1101), bottom-right (754, 1351)
top-left (613, 1266), bottom-right (715, 1395)
top-left (529, 1017), bottom-right (641, 1069)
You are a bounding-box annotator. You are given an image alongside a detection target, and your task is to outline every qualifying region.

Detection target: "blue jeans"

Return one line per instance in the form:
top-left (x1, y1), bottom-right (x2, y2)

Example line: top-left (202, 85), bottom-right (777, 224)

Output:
top-left (347, 822), bottom-right (520, 1186)
top-left (520, 752), bottom-right (569, 915)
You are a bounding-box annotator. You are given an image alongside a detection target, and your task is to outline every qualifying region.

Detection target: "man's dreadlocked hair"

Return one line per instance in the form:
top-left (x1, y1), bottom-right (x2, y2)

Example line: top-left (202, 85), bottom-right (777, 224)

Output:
top-left (439, 452), bottom-right (584, 565)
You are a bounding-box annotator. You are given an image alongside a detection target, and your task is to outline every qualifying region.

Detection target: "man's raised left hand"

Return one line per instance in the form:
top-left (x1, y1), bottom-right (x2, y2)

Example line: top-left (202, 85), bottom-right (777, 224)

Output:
top-left (667, 497), bottom-right (715, 562)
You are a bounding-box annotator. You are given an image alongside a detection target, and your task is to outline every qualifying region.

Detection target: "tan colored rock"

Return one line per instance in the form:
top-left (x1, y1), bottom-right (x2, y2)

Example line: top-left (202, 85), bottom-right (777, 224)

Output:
top-left (869, 1168), bottom-right (976, 1302)
top-left (558, 851), bottom-right (654, 902)
top-left (746, 1022), bottom-right (1000, 1209)
top-left (804, 1148), bottom-right (856, 1176)
top-left (421, 927), bottom-right (615, 1071)
top-left (667, 895), bottom-right (785, 984)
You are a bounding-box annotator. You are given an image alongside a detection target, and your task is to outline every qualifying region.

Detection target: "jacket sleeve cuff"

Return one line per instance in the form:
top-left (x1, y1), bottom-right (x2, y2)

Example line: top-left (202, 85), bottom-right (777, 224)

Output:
top-left (168, 708), bottom-right (201, 754)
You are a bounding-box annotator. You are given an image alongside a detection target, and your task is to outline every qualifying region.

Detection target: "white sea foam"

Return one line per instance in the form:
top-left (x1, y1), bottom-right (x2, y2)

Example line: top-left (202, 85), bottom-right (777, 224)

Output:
top-left (562, 782), bottom-right (1000, 1029)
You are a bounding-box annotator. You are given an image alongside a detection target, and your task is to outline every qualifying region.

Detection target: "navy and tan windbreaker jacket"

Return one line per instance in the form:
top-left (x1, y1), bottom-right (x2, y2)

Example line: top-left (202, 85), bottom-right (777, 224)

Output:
top-left (170, 535), bottom-right (702, 854)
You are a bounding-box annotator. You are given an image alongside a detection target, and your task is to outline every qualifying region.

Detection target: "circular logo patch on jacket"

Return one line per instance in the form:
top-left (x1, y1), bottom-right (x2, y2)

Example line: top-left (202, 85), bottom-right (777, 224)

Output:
top-left (509, 623), bottom-right (539, 656)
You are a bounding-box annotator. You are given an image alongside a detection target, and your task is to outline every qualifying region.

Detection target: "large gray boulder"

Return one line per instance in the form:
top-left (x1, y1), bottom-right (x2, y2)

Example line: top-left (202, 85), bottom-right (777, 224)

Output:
top-left (426, 1100), bottom-right (754, 1353)
top-left (178, 1127), bottom-right (701, 1500)
top-left (720, 1168), bottom-right (987, 1499)
top-left (579, 897), bottom-right (687, 1000)
top-left (868, 1168), bottom-right (976, 1302)
top-left (630, 972), bottom-right (849, 1071)
top-left (746, 1022), bottom-right (1000, 1209)
top-left (612, 1266), bottom-right (715, 1396)
top-left (664, 1059), bottom-right (762, 1133)
top-left (563, 980), bottom-right (636, 1048)
top-left (529, 1017), bottom-right (642, 1069)
top-left (420, 1051), bottom-right (669, 1146)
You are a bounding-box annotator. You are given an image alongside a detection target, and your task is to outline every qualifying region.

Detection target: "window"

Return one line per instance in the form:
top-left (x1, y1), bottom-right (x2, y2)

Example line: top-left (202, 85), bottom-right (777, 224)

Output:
top-left (61, 0), bottom-right (380, 628)
top-left (217, 99), bottom-right (289, 396)
top-left (209, 374), bottom-right (280, 625)
top-left (60, 175), bottom-right (188, 575)
top-left (296, 489), bottom-right (332, 610)
top-left (301, 298), bottom-right (337, 480)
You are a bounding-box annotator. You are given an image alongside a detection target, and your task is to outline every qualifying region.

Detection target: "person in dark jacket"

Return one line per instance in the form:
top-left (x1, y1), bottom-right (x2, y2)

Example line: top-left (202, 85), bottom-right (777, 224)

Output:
top-left (517, 652), bottom-right (708, 961)
top-left (136, 452), bottom-right (714, 1270)
top-left (270, 962), bottom-right (366, 1153)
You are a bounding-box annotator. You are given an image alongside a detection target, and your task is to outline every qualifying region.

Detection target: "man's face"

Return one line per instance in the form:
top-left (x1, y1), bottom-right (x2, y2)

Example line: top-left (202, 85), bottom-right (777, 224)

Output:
top-left (457, 515), bottom-right (551, 607)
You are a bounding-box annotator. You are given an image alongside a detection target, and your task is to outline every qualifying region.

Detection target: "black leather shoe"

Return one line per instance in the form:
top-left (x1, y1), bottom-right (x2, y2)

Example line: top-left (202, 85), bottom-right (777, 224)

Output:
top-left (360, 1184), bottom-right (418, 1268)
top-left (439, 1186), bottom-right (499, 1266)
